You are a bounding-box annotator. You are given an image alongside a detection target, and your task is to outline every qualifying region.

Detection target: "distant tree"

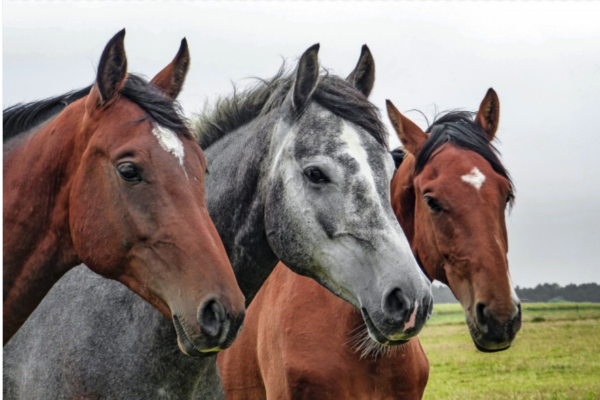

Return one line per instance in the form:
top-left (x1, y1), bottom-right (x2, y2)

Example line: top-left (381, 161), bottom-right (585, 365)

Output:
top-left (515, 283), bottom-right (600, 303)
top-left (433, 282), bottom-right (600, 304)
top-left (548, 297), bottom-right (568, 303)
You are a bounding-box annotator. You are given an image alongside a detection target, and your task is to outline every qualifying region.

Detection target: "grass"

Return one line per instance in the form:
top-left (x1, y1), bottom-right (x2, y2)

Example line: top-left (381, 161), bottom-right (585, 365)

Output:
top-left (421, 303), bottom-right (600, 400)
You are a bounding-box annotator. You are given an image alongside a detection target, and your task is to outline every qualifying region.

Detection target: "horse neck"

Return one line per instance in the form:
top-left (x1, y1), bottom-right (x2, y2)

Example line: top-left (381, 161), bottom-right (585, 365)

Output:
top-left (203, 116), bottom-right (280, 306)
top-left (3, 100), bottom-right (87, 343)
top-left (390, 154), bottom-right (442, 283)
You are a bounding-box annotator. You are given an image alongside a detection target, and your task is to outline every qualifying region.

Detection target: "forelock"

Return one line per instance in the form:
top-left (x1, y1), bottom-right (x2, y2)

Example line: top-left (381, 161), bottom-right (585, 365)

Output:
top-left (416, 111), bottom-right (515, 207)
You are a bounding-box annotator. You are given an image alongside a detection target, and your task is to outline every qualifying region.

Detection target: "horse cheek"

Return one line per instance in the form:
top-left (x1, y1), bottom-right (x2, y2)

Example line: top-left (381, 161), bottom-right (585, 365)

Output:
top-left (69, 162), bottom-right (126, 278)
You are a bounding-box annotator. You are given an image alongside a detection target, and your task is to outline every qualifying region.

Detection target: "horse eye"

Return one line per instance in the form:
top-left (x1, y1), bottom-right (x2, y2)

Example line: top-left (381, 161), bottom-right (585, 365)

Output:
top-left (117, 162), bottom-right (142, 183)
top-left (424, 196), bottom-right (442, 213)
top-left (304, 167), bottom-right (329, 184)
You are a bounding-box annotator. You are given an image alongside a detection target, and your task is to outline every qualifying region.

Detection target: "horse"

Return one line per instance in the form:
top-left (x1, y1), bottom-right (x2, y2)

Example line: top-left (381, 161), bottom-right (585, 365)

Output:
top-left (217, 88), bottom-right (522, 399)
top-left (2, 30), bottom-right (246, 351)
top-left (3, 45), bottom-right (432, 399)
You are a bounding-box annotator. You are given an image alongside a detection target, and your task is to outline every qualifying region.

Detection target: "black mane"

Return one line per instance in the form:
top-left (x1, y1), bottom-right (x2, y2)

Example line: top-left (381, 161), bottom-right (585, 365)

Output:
top-left (120, 75), bottom-right (190, 138)
top-left (193, 65), bottom-right (387, 149)
top-left (3, 86), bottom-right (91, 142)
top-left (416, 111), bottom-right (515, 206)
top-left (3, 74), bottom-right (189, 143)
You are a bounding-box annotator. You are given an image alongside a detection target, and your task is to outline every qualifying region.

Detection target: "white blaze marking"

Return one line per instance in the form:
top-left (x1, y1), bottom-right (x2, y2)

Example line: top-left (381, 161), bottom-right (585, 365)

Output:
top-left (461, 167), bottom-right (486, 190)
top-left (339, 121), bottom-right (378, 197)
top-left (152, 124), bottom-right (186, 171)
top-left (339, 120), bottom-right (415, 254)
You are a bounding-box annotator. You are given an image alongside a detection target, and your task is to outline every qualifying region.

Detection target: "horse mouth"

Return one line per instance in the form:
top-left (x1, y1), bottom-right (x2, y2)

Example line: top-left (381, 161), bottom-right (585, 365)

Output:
top-left (466, 320), bottom-right (512, 353)
top-left (473, 339), bottom-right (511, 353)
top-left (361, 308), bottom-right (410, 346)
top-left (172, 315), bottom-right (222, 358)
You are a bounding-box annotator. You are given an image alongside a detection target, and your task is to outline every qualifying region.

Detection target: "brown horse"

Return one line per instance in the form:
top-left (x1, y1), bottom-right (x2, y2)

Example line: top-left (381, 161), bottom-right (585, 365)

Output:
top-left (3, 30), bottom-right (246, 352)
top-left (218, 88), bottom-right (521, 399)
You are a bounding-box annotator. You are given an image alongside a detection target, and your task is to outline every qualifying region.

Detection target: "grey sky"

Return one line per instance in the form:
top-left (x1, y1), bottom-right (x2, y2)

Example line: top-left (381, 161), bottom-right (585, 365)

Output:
top-left (3, 1), bottom-right (599, 287)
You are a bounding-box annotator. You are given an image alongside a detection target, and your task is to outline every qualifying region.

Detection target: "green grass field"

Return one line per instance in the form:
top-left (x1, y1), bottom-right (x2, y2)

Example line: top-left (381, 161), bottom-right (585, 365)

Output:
top-left (421, 303), bottom-right (600, 400)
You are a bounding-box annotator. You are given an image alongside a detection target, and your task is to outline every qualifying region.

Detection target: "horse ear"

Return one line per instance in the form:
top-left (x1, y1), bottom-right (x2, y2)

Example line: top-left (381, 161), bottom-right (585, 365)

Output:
top-left (386, 100), bottom-right (427, 155)
top-left (292, 44), bottom-right (320, 110)
top-left (94, 29), bottom-right (128, 106)
top-left (150, 38), bottom-right (191, 100)
top-left (347, 44), bottom-right (375, 97)
top-left (475, 88), bottom-right (500, 141)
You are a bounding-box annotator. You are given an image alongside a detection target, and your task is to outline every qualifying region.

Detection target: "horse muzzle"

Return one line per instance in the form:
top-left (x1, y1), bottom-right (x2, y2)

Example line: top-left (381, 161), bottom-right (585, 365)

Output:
top-left (361, 289), bottom-right (433, 346)
top-left (172, 298), bottom-right (245, 357)
top-left (469, 301), bottom-right (522, 352)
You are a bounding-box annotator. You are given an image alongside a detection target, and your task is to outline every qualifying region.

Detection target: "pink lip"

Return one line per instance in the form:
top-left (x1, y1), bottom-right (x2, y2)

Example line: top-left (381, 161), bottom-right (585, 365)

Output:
top-left (403, 301), bottom-right (418, 331)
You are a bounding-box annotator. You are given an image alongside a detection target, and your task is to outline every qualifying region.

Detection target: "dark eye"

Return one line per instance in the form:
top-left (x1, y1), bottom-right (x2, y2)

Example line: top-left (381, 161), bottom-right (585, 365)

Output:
top-left (506, 193), bottom-right (513, 204)
top-left (424, 196), bottom-right (442, 213)
top-left (304, 167), bottom-right (329, 184)
top-left (117, 162), bottom-right (141, 183)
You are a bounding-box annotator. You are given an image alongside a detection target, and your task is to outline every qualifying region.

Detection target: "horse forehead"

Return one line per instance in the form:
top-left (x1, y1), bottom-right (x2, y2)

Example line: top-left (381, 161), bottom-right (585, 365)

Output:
top-left (152, 124), bottom-right (185, 168)
top-left (337, 121), bottom-right (395, 200)
top-left (423, 146), bottom-right (500, 189)
top-left (338, 122), bottom-right (380, 171)
top-left (93, 101), bottom-right (151, 141)
top-left (293, 106), bottom-right (390, 176)
top-left (461, 167), bottom-right (486, 190)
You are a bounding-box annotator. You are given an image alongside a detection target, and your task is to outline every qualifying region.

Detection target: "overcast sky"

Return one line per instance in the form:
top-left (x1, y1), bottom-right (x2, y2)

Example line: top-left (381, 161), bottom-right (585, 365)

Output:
top-left (4, 1), bottom-right (599, 287)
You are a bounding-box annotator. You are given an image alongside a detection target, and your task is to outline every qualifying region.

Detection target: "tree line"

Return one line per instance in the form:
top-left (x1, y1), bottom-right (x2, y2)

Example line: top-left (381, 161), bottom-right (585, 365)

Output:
top-left (432, 283), bottom-right (600, 304)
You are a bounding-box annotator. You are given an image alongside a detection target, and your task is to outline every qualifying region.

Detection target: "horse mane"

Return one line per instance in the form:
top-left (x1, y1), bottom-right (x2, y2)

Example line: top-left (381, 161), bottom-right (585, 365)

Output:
top-left (120, 75), bottom-right (190, 138)
top-left (3, 74), bottom-right (190, 143)
top-left (193, 64), bottom-right (388, 149)
top-left (416, 111), bottom-right (515, 207)
top-left (3, 86), bottom-right (92, 142)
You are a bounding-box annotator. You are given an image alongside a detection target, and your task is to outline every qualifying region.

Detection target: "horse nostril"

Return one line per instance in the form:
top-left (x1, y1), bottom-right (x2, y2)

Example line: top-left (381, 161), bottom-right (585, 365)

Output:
top-left (383, 288), bottom-right (408, 322)
top-left (199, 299), bottom-right (225, 338)
top-left (476, 302), bottom-right (488, 331)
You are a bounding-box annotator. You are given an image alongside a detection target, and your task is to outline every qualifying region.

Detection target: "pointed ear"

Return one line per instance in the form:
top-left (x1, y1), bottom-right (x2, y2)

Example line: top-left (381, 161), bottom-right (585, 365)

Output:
top-left (94, 29), bottom-right (128, 106)
top-left (292, 44), bottom-right (320, 110)
top-left (346, 44), bottom-right (375, 97)
top-left (475, 88), bottom-right (500, 141)
top-left (386, 100), bottom-right (428, 155)
top-left (151, 38), bottom-right (191, 100)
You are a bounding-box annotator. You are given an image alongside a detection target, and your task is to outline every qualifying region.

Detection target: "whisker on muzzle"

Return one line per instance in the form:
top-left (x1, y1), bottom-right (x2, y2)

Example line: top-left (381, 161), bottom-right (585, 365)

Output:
top-left (346, 323), bottom-right (405, 360)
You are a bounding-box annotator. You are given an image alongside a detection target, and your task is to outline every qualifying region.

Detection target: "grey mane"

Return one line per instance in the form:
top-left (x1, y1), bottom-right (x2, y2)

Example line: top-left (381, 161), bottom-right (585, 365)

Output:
top-left (193, 64), bottom-right (388, 149)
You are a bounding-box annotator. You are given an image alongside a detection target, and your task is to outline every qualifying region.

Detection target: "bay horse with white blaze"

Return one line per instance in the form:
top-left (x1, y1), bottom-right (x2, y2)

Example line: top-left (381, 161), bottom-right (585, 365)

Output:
top-left (3, 30), bottom-right (245, 352)
top-left (218, 85), bottom-right (522, 399)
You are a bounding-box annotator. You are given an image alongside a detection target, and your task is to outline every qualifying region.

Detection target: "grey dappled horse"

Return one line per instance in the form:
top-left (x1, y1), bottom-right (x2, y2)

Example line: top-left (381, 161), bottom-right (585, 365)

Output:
top-left (4, 45), bottom-right (432, 399)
